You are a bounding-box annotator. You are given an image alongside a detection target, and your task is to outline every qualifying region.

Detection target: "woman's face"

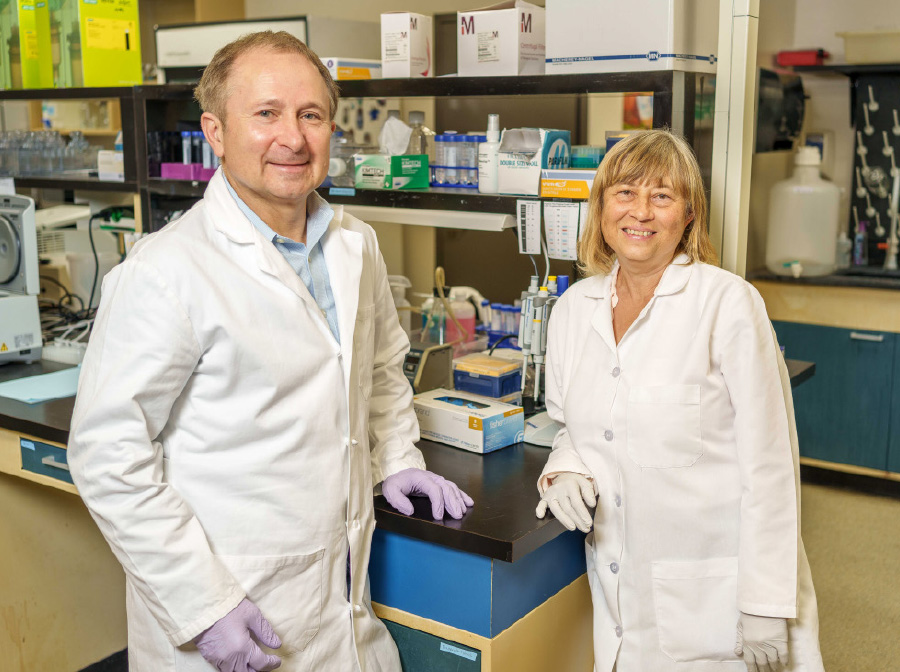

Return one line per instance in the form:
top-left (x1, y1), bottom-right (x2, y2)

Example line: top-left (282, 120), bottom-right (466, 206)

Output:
top-left (600, 178), bottom-right (693, 272)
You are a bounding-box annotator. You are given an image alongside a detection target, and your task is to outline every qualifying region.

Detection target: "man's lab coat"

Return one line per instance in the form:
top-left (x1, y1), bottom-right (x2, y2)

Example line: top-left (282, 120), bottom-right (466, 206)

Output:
top-left (539, 256), bottom-right (825, 672)
top-left (68, 169), bottom-right (425, 671)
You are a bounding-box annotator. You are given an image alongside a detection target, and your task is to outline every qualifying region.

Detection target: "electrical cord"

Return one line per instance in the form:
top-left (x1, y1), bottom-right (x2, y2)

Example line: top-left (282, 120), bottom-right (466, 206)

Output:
top-left (488, 333), bottom-right (516, 355)
top-left (86, 206), bottom-right (132, 318)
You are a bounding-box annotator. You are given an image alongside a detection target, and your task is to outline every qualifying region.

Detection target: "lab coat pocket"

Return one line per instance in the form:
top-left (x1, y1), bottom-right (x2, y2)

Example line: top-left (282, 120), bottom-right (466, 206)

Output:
top-left (626, 385), bottom-right (702, 468)
top-left (217, 549), bottom-right (326, 658)
top-left (355, 305), bottom-right (375, 400)
top-left (652, 556), bottom-right (741, 663)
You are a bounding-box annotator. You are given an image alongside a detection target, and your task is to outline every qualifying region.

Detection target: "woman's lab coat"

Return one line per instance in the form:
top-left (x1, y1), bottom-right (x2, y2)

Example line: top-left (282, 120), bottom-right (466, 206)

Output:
top-left (68, 170), bottom-right (425, 671)
top-left (539, 255), bottom-right (825, 672)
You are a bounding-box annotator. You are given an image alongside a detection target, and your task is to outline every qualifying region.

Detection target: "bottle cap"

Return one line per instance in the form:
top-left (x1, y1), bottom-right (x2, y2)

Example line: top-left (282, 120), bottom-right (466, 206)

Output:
top-left (408, 111), bottom-right (425, 125)
top-left (795, 146), bottom-right (821, 166)
top-left (556, 275), bottom-right (570, 294)
top-left (486, 114), bottom-right (500, 142)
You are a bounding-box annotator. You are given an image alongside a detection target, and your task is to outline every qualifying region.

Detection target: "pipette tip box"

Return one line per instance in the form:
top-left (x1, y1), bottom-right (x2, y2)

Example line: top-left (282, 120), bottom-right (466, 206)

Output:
top-left (453, 354), bottom-right (522, 398)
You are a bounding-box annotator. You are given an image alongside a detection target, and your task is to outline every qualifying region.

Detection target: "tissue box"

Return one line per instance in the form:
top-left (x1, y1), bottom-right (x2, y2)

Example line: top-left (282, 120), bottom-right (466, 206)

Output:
top-left (391, 155), bottom-right (429, 189)
top-left (540, 168), bottom-right (596, 199)
top-left (320, 57), bottom-right (382, 80)
top-left (97, 151), bottom-right (124, 182)
top-left (414, 388), bottom-right (525, 453)
top-left (545, 0), bottom-right (718, 74)
top-left (355, 154), bottom-right (392, 189)
top-left (498, 128), bottom-right (571, 196)
top-left (457, 1), bottom-right (545, 77)
top-left (381, 12), bottom-right (433, 78)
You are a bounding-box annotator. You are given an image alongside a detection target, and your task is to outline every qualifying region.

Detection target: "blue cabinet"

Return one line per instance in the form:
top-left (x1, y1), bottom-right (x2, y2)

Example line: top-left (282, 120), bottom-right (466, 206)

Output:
top-left (772, 321), bottom-right (896, 471)
top-left (889, 343), bottom-right (900, 474)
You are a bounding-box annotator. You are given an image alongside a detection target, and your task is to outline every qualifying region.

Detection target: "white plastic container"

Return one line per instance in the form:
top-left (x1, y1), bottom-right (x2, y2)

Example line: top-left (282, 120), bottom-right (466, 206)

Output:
top-left (765, 147), bottom-right (841, 277)
top-left (477, 114), bottom-right (501, 194)
top-left (387, 275), bottom-right (412, 335)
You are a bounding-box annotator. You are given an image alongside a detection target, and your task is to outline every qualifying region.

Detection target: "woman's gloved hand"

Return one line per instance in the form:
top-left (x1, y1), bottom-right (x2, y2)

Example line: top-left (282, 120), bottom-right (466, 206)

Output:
top-left (194, 598), bottom-right (282, 672)
top-left (735, 612), bottom-right (789, 672)
top-left (382, 468), bottom-right (475, 520)
top-left (535, 472), bottom-right (596, 533)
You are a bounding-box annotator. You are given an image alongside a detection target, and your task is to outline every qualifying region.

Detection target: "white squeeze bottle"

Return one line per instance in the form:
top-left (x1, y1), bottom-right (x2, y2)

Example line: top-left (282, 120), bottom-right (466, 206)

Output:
top-left (478, 114), bottom-right (501, 194)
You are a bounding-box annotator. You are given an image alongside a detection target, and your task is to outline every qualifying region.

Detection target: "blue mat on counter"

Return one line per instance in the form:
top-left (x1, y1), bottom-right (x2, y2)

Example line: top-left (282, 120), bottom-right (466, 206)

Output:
top-left (0, 366), bottom-right (80, 404)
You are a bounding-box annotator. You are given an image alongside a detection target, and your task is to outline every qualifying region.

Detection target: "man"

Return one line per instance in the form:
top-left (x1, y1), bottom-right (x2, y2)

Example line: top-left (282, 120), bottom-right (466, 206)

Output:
top-left (68, 31), bottom-right (472, 672)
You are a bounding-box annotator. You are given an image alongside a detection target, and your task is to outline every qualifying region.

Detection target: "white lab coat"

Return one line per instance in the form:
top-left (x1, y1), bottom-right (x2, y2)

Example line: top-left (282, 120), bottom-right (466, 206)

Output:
top-left (68, 169), bottom-right (425, 672)
top-left (539, 256), bottom-right (825, 672)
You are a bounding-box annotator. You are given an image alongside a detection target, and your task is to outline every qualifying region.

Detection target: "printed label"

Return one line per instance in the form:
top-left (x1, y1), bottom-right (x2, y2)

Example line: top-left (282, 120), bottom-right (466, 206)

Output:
top-left (439, 642), bottom-right (478, 661)
top-left (383, 32), bottom-right (409, 62)
top-left (15, 333), bottom-right (35, 349)
top-left (477, 31), bottom-right (500, 63)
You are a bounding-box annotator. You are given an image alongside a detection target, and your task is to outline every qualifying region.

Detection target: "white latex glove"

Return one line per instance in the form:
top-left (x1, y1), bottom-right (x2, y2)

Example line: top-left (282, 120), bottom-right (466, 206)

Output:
top-left (535, 472), bottom-right (596, 533)
top-left (735, 612), bottom-right (789, 672)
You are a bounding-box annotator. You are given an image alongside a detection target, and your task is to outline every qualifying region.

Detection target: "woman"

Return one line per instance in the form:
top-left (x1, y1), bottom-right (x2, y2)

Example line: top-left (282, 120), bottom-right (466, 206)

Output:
top-left (535, 130), bottom-right (824, 672)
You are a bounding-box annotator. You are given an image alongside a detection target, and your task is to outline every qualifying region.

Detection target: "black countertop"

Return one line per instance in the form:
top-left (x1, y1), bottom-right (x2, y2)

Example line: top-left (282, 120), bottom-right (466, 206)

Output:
top-left (749, 268), bottom-right (900, 290)
top-left (0, 359), bottom-right (816, 563)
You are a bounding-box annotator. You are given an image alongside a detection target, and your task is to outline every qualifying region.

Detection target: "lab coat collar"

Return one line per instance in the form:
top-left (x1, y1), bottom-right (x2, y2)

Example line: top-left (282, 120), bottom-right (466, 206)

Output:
top-left (582, 253), bottom-right (693, 300)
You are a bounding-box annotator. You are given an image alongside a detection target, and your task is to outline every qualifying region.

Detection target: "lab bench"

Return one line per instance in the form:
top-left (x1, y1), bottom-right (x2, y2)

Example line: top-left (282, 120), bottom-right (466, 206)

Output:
top-left (751, 272), bottom-right (900, 496)
top-left (0, 358), bottom-right (815, 671)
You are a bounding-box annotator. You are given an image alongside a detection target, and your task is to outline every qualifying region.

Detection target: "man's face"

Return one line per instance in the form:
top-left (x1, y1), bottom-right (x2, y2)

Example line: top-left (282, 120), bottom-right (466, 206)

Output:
top-left (206, 48), bottom-right (335, 208)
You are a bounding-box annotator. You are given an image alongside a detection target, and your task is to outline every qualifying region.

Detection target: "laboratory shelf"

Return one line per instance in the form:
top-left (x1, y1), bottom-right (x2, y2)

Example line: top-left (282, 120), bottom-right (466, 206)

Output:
top-left (14, 176), bottom-right (138, 192)
top-left (146, 178), bottom-right (208, 198)
top-left (317, 186), bottom-right (548, 215)
top-left (793, 63), bottom-right (900, 76)
top-left (0, 86), bottom-right (135, 101)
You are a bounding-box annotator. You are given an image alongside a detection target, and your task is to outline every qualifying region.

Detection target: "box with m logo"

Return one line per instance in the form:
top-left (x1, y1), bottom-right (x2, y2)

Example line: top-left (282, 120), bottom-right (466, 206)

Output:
top-left (457, 1), bottom-right (545, 77)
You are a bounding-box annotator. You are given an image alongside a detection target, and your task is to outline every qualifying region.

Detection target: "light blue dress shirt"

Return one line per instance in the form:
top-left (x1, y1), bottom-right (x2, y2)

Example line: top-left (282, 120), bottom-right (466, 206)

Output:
top-left (224, 176), bottom-right (341, 344)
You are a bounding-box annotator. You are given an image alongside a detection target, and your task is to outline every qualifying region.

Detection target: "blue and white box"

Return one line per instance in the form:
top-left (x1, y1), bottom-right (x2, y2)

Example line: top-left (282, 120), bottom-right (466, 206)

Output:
top-left (498, 127), bottom-right (571, 196)
top-left (413, 388), bottom-right (525, 453)
top-left (545, 0), bottom-right (718, 75)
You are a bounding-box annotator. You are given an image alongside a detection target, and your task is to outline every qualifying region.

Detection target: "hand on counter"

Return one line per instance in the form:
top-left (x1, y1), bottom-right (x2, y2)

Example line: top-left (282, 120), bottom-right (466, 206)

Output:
top-left (535, 472), bottom-right (596, 533)
top-left (382, 468), bottom-right (474, 520)
top-left (194, 598), bottom-right (282, 671)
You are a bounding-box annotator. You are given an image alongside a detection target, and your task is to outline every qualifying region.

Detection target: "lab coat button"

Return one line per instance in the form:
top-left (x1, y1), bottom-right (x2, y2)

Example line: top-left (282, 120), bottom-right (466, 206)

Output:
top-left (614, 494), bottom-right (622, 507)
top-left (353, 604), bottom-right (364, 614)
top-left (351, 439), bottom-right (359, 446)
top-left (351, 519), bottom-right (361, 530)
top-left (604, 429), bottom-right (614, 441)
top-left (610, 562), bottom-right (619, 574)
top-left (611, 366), bottom-right (621, 377)
top-left (615, 626), bottom-right (623, 638)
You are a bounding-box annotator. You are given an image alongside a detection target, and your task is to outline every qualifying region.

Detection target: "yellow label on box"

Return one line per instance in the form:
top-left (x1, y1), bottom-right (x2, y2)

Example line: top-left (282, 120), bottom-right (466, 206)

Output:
top-left (469, 417), bottom-right (483, 430)
top-left (503, 408), bottom-right (524, 418)
top-left (23, 30), bottom-right (39, 59)
top-left (540, 179), bottom-right (591, 199)
top-left (85, 17), bottom-right (136, 50)
top-left (337, 66), bottom-right (373, 80)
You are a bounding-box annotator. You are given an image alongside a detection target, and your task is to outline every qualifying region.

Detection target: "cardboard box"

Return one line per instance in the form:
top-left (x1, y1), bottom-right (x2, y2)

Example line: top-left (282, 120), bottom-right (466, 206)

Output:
top-left (545, 0), bottom-right (718, 75)
top-left (540, 168), bottom-right (596, 199)
top-left (457, 1), bottom-right (545, 77)
top-left (97, 150), bottom-right (124, 182)
top-left (498, 128), bottom-right (571, 196)
top-left (320, 57), bottom-right (382, 80)
top-left (355, 154), bottom-right (392, 189)
top-left (414, 388), bottom-right (525, 453)
top-left (381, 12), bottom-right (433, 78)
top-left (0, 0), bottom-right (54, 89)
top-left (391, 155), bottom-right (429, 189)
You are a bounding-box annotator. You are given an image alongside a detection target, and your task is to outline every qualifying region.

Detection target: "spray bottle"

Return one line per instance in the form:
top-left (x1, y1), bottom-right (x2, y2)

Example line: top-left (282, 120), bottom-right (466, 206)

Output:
top-left (478, 114), bottom-right (501, 194)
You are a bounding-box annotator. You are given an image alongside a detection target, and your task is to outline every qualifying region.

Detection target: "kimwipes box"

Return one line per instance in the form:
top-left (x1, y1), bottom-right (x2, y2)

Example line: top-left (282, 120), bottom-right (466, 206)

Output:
top-left (457, 0), bottom-right (545, 77)
top-left (414, 388), bottom-right (525, 453)
top-left (498, 128), bottom-right (571, 196)
top-left (545, 0), bottom-right (718, 75)
top-left (381, 12), bottom-right (433, 78)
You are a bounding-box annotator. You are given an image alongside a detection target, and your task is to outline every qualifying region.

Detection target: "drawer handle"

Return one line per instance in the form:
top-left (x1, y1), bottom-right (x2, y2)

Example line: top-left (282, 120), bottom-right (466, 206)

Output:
top-left (40, 456), bottom-right (70, 472)
top-left (849, 331), bottom-right (885, 343)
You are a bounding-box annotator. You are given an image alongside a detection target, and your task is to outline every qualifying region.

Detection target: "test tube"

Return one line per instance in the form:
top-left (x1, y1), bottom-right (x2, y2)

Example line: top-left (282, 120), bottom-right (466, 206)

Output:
top-left (463, 135), bottom-right (478, 186)
top-left (201, 136), bottom-right (213, 169)
top-left (434, 134), bottom-right (446, 185)
top-left (472, 134), bottom-right (486, 186)
top-left (181, 131), bottom-right (192, 164)
top-left (490, 303), bottom-right (503, 332)
top-left (444, 133), bottom-right (459, 185)
top-left (192, 131), bottom-right (204, 163)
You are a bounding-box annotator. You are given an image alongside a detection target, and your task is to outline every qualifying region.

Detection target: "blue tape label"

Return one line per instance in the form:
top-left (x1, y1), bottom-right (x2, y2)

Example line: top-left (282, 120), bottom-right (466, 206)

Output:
top-left (20, 440), bottom-right (35, 451)
top-left (439, 642), bottom-right (478, 661)
top-left (329, 187), bottom-right (356, 197)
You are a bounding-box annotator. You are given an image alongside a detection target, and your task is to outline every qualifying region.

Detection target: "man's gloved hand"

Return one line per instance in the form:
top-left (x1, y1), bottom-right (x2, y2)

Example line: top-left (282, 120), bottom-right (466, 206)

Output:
top-left (382, 468), bottom-right (474, 519)
top-left (535, 472), bottom-right (595, 533)
top-left (735, 612), bottom-right (789, 672)
top-left (194, 598), bottom-right (282, 672)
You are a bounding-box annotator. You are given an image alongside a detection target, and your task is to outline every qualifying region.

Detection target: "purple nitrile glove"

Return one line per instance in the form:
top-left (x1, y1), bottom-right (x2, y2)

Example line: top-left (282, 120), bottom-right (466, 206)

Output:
top-left (194, 598), bottom-right (282, 672)
top-left (382, 468), bottom-right (475, 520)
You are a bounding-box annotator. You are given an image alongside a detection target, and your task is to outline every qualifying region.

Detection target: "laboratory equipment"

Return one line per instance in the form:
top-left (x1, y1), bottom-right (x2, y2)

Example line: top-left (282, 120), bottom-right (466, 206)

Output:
top-left (405, 111), bottom-right (435, 160)
top-left (478, 114), bottom-right (501, 194)
top-left (453, 354), bottom-right (522, 399)
top-left (0, 195), bottom-right (42, 365)
top-left (523, 411), bottom-right (560, 447)
top-left (387, 275), bottom-right (412, 335)
top-left (885, 168), bottom-right (900, 271)
top-left (402, 340), bottom-right (453, 393)
top-left (765, 146), bottom-right (840, 277)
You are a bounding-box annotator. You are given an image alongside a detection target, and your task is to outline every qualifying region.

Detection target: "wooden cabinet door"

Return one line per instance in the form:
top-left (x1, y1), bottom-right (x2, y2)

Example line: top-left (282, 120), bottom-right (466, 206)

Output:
top-left (773, 321), bottom-right (894, 470)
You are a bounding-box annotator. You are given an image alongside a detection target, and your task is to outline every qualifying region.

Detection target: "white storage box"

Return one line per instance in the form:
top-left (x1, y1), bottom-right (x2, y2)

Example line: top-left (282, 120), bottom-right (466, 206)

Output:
top-left (414, 388), bottom-right (525, 453)
top-left (381, 12), bottom-right (434, 78)
top-left (498, 128), bottom-right (571, 196)
top-left (545, 0), bottom-right (718, 74)
top-left (97, 150), bottom-right (124, 182)
top-left (320, 57), bottom-right (382, 80)
top-left (837, 31), bottom-right (900, 65)
top-left (457, 1), bottom-right (545, 77)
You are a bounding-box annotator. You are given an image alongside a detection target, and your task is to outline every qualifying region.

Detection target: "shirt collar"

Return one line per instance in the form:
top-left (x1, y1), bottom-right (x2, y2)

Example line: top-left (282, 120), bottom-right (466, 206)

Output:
top-left (584, 253), bottom-right (693, 299)
top-left (223, 173), bottom-right (334, 248)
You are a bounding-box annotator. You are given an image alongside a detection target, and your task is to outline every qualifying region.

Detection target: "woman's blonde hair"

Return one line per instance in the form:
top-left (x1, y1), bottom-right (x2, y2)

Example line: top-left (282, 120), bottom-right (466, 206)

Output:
top-left (194, 31), bottom-right (339, 123)
top-left (577, 129), bottom-right (717, 276)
